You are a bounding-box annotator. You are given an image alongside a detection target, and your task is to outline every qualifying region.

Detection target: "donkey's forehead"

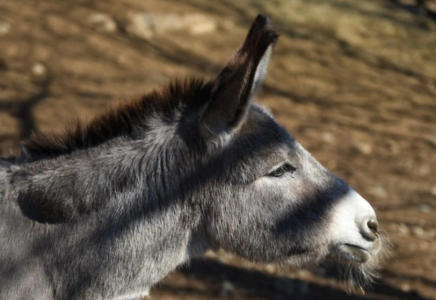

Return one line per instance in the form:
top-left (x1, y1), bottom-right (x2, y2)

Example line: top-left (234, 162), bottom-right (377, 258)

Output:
top-left (238, 104), bottom-right (302, 161)
top-left (246, 103), bottom-right (296, 147)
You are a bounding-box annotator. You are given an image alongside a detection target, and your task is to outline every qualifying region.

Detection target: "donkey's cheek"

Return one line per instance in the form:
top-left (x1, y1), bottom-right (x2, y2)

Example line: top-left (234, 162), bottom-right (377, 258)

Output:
top-left (251, 178), bottom-right (295, 209)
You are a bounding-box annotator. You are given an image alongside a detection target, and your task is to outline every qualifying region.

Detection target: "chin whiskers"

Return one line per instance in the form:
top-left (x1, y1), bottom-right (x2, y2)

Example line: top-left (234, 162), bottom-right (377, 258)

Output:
top-left (339, 231), bottom-right (394, 294)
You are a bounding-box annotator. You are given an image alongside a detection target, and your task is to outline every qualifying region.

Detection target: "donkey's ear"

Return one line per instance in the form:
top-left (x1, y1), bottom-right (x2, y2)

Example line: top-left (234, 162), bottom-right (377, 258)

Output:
top-left (200, 14), bottom-right (278, 142)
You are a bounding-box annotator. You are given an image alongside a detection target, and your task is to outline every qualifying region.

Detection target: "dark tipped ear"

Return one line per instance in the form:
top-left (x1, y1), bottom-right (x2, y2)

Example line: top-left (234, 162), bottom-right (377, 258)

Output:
top-left (200, 14), bottom-right (278, 142)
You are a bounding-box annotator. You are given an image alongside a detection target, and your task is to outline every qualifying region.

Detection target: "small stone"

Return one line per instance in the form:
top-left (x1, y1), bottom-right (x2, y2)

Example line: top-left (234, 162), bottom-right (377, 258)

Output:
top-left (412, 226), bottom-right (425, 238)
top-left (417, 204), bottom-right (431, 213)
top-left (351, 140), bottom-right (372, 155)
top-left (400, 283), bottom-right (411, 292)
top-left (0, 21), bottom-right (10, 36)
top-left (126, 13), bottom-right (216, 40)
top-left (88, 13), bottom-right (117, 33)
top-left (321, 132), bottom-right (334, 143)
top-left (184, 14), bottom-right (216, 35)
top-left (427, 137), bottom-right (436, 149)
top-left (398, 223), bottom-right (410, 236)
top-left (367, 185), bottom-right (388, 199)
top-left (426, 4), bottom-right (436, 19)
top-left (431, 186), bottom-right (436, 196)
top-left (126, 13), bottom-right (154, 39)
top-left (427, 1), bottom-right (436, 11)
top-left (265, 264), bottom-right (277, 274)
top-left (296, 269), bottom-right (311, 279)
top-left (31, 62), bottom-right (47, 77)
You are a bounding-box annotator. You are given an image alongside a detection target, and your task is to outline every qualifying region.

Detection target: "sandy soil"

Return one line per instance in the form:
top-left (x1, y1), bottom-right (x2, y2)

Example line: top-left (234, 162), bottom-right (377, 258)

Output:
top-left (0, 0), bottom-right (435, 299)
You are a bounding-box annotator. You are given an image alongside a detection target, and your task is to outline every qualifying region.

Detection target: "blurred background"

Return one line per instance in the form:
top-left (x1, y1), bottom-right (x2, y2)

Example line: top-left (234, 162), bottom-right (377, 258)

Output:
top-left (0, 0), bottom-right (435, 299)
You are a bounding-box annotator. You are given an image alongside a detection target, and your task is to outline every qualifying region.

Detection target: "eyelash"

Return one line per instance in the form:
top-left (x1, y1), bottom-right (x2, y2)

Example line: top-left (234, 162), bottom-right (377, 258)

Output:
top-left (268, 163), bottom-right (297, 178)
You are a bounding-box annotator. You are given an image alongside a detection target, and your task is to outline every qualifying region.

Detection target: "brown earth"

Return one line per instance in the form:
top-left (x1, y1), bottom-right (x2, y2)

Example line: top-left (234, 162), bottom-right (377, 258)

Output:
top-left (0, 0), bottom-right (435, 299)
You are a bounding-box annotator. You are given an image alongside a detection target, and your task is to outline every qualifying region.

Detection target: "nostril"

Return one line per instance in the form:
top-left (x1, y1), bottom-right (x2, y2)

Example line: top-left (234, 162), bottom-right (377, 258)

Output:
top-left (367, 219), bottom-right (379, 234)
top-left (360, 218), bottom-right (379, 242)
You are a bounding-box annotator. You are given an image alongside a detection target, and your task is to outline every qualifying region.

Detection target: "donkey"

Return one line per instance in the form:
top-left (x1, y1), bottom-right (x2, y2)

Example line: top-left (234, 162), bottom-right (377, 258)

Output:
top-left (0, 14), bottom-right (384, 300)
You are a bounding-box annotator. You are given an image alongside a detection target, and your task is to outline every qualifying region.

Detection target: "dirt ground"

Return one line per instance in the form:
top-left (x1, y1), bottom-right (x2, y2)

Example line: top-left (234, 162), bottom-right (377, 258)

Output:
top-left (0, 0), bottom-right (435, 299)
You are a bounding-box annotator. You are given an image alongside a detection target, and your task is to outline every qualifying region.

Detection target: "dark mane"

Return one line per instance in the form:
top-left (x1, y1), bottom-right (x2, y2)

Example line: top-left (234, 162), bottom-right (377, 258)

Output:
top-left (22, 78), bottom-right (213, 160)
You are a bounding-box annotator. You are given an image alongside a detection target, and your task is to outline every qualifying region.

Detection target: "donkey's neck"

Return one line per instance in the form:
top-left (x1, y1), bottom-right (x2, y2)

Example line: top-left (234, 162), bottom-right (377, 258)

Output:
top-left (3, 137), bottom-right (207, 298)
top-left (14, 135), bottom-right (188, 218)
top-left (12, 138), bottom-right (146, 221)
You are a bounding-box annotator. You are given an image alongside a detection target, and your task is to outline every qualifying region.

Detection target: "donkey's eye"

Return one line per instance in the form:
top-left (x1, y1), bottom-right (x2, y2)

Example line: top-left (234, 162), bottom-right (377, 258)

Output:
top-left (268, 163), bottom-right (297, 177)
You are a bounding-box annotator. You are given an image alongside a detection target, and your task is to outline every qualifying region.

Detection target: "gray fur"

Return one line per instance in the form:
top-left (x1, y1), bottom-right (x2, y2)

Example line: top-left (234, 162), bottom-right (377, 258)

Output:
top-left (0, 15), bottom-right (382, 300)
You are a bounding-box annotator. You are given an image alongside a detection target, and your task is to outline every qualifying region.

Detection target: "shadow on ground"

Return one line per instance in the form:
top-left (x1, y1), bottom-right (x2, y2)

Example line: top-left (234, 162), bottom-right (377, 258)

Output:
top-left (154, 259), bottom-right (431, 300)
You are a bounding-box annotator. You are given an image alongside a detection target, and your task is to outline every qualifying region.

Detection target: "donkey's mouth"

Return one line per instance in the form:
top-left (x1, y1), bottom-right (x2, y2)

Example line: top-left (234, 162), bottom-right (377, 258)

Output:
top-left (333, 244), bottom-right (371, 264)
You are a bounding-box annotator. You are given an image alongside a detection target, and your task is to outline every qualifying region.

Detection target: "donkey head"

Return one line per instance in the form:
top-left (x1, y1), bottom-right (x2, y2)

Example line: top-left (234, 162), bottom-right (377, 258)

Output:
top-left (16, 14), bottom-right (385, 290)
top-left (194, 15), bottom-right (384, 285)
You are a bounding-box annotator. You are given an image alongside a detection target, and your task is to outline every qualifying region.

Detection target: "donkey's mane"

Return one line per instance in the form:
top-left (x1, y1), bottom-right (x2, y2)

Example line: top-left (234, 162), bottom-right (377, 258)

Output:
top-left (21, 78), bottom-right (213, 160)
